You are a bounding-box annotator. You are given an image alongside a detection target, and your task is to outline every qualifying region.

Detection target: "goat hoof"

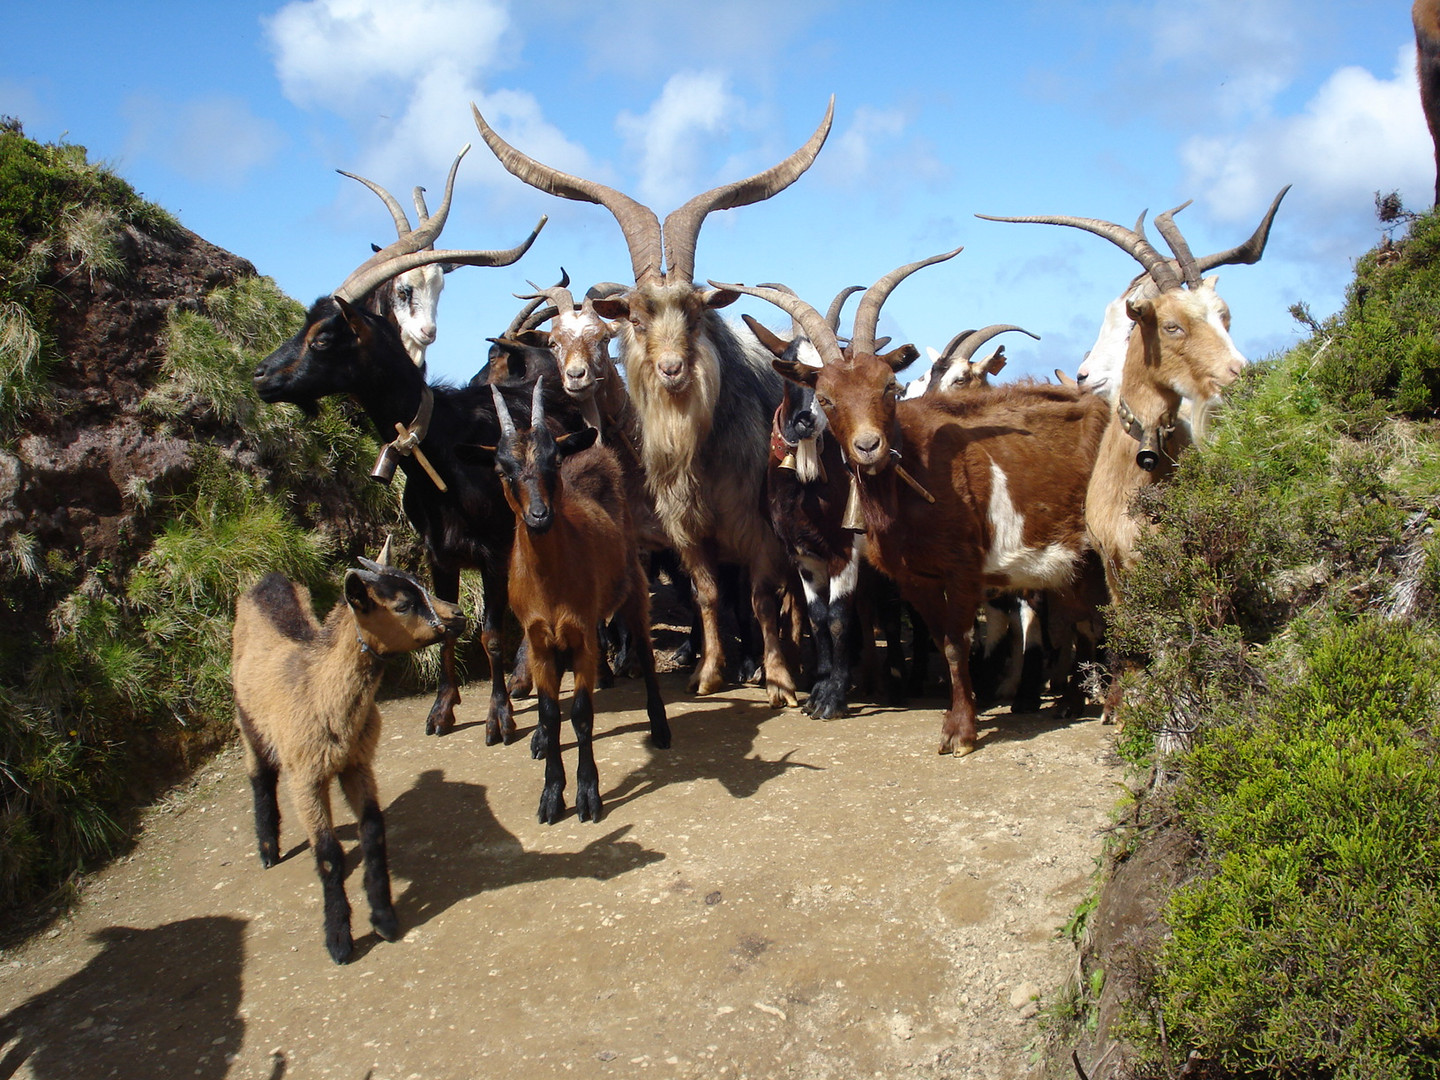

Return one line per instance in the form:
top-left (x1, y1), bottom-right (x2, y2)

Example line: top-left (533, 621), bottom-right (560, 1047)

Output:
top-left (371, 907), bottom-right (400, 942)
top-left (326, 926), bottom-right (354, 965)
top-left (649, 717), bottom-right (672, 750)
top-left (767, 683), bottom-right (799, 709)
top-left (530, 727), bottom-right (550, 760)
top-left (575, 788), bottom-right (603, 823)
top-left (689, 669), bottom-right (725, 696)
top-left (939, 740), bottom-right (977, 758)
top-left (538, 790), bottom-right (566, 825)
top-left (258, 842), bottom-right (280, 869)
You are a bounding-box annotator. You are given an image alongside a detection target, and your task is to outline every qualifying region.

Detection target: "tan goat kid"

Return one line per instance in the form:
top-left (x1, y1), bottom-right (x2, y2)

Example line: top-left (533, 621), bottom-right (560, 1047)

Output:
top-left (231, 549), bottom-right (466, 964)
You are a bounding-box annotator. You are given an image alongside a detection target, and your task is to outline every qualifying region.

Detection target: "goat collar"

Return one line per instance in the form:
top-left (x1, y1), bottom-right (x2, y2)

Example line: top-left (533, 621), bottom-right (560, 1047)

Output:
top-left (370, 384), bottom-right (449, 492)
top-left (770, 402), bottom-right (827, 483)
top-left (1115, 396), bottom-right (1177, 473)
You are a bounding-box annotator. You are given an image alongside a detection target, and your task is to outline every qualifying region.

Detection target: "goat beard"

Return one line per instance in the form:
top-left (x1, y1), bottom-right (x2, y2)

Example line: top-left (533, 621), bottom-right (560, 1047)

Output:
top-left (628, 334), bottom-right (721, 549)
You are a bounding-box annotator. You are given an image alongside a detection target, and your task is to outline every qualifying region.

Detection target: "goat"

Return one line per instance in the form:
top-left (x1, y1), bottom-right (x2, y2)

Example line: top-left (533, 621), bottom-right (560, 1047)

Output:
top-left (922, 325), bottom-right (1039, 398)
top-left (253, 161), bottom-right (556, 746)
top-left (231, 544), bottom-right (466, 963)
top-left (718, 254), bottom-right (1111, 756)
top-left (1418, 0), bottom-right (1440, 207)
top-left (979, 201), bottom-right (1274, 722)
top-left (339, 146), bottom-right (476, 369)
top-left (477, 381), bottom-right (670, 824)
top-left (470, 98), bottom-right (838, 707)
top-left (1059, 189), bottom-right (1289, 402)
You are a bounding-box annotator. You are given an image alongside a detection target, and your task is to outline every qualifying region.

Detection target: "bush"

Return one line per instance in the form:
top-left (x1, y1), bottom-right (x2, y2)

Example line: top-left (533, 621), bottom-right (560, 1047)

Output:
top-left (1150, 618), bottom-right (1440, 1079)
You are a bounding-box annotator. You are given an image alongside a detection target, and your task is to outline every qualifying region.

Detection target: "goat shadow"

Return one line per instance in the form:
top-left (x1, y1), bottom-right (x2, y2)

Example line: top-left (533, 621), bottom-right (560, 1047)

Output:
top-left (0, 916), bottom-right (268, 1080)
top-left (383, 768), bottom-right (665, 933)
top-left (544, 671), bottom-right (826, 814)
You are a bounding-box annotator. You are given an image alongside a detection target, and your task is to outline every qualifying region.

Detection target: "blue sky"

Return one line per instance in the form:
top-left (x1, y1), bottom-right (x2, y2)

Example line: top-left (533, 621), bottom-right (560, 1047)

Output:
top-left (3, 1), bottom-right (1432, 387)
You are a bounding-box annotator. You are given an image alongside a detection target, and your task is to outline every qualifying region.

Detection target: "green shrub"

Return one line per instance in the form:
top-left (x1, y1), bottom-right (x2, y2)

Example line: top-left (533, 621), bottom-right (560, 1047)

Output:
top-left (1149, 618), bottom-right (1440, 1079)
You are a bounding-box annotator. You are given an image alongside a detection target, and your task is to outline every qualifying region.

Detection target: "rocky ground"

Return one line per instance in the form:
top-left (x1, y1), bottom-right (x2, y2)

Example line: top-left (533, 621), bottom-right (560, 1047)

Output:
top-left (0, 674), bottom-right (1122, 1080)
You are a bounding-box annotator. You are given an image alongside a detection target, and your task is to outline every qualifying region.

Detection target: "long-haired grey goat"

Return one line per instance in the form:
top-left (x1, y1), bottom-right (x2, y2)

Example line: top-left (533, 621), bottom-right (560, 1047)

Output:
top-left (231, 546), bottom-right (466, 963)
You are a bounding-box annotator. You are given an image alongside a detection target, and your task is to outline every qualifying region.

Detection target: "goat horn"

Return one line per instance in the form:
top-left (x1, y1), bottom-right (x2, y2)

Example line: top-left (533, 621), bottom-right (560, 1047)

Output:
top-left (1154, 200), bottom-right (1201, 288)
top-left (530, 377), bottom-right (546, 428)
top-left (851, 247), bottom-right (964, 356)
top-left (1195, 184), bottom-right (1291, 272)
top-left (516, 281), bottom-right (577, 315)
top-left (944, 324), bottom-right (1039, 362)
top-left (338, 169), bottom-right (414, 239)
top-left (976, 209), bottom-right (1182, 292)
top-left (472, 102), bottom-right (665, 285)
top-left (826, 285), bottom-right (865, 332)
top-left (376, 533), bottom-right (394, 568)
top-left (757, 281), bottom-right (805, 339)
top-left (585, 281), bottom-right (630, 300)
top-left (335, 214), bottom-right (548, 303)
top-left (491, 384), bottom-right (517, 440)
top-left (412, 186), bottom-right (431, 230)
top-left (709, 280), bottom-right (846, 366)
top-left (662, 96), bottom-right (835, 285)
top-left (504, 269), bottom-right (571, 336)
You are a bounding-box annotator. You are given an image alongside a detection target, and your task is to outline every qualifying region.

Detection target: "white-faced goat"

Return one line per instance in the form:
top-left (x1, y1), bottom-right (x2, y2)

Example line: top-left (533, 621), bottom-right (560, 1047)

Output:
top-left (340, 146), bottom-right (478, 370)
top-left (231, 548), bottom-right (466, 964)
top-left (475, 381), bottom-right (670, 825)
top-left (921, 325), bottom-right (1039, 398)
top-left (472, 98), bottom-right (838, 707)
top-left (1055, 188), bottom-right (1289, 406)
top-left (252, 155), bottom-right (552, 746)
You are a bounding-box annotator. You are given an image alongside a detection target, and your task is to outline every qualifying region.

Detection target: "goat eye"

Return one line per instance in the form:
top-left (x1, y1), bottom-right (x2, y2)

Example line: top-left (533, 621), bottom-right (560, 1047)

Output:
top-left (816, 395), bottom-right (834, 411)
top-left (1163, 322), bottom-right (1184, 335)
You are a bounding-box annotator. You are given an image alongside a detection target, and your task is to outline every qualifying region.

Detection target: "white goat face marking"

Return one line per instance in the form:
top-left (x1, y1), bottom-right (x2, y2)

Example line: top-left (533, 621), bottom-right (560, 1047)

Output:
top-left (1081, 292), bottom-right (1139, 400)
top-left (392, 264), bottom-right (444, 366)
top-left (983, 462), bottom-right (1076, 588)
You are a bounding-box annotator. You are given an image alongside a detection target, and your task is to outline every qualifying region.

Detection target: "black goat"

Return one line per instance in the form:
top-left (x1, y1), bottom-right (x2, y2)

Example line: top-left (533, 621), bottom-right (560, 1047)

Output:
top-left (253, 190), bottom-right (563, 745)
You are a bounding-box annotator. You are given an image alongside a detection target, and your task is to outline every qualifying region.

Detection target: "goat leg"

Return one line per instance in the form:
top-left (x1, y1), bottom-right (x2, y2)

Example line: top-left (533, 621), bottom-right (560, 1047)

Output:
top-left (479, 563), bottom-right (517, 745)
top-left (240, 735), bottom-right (282, 868)
top-left (426, 563), bottom-right (464, 737)
top-left (507, 638), bottom-right (535, 699)
top-left (683, 546), bottom-right (728, 695)
top-left (752, 569), bottom-right (799, 709)
top-left (295, 784), bottom-right (353, 964)
top-left (620, 557), bottom-right (670, 749)
top-left (571, 639), bottom-right (602, 823)
top-left (340, 761), bottom-right (398, 943)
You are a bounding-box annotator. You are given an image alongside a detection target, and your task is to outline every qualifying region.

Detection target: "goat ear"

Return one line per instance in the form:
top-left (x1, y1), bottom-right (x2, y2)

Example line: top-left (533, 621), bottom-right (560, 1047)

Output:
top-left (772, 355), bottom-right (821, 388)
top-left (591, 296), bottom-right (630, 321)
top-left (344, 569), bottom-right (378, 614)
top-left (878, 344), bottom-right (920, 372)
top-left (455, 442), bottom-right (498, 467)
top-left (441, 262), bottom-right (460, 274)
top-left (742, 314), bottom-right (790, 359)
top-left (983, 346), bottom-right (1008, 376)
top-left (556, 426), bottom-right (599, 458)
top-left (704, 288), bottom-right (740, 310)
top-left (1126, 296), bottom-right (1157, 325)
top-left (332, 295), bottom-right (369, 337)
top-left (514, 329), bottom-right (551, 348)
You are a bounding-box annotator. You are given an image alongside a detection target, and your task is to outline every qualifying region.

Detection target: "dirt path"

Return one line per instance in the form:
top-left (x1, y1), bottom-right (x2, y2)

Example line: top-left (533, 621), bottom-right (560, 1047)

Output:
top-left (0, 674), bottom-right (1121, 1080)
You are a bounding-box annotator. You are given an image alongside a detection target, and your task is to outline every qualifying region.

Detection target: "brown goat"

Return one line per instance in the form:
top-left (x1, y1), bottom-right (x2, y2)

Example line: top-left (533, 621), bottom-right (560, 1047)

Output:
top-left (471, 99), bottom-right (836, 707)
top-left (720, 258), bottom-right (1110, 756)
top-left (479, 381), bottom-right (670, 824)
top-left (1418, 0), bottom-right (1440, 207)
top-left (231, 548), bottom-right (465, 963)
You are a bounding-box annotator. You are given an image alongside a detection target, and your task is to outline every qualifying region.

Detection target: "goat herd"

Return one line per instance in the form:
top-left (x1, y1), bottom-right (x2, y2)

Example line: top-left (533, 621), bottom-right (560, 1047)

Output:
top-left (232, 96), bottom-right (1288, 963)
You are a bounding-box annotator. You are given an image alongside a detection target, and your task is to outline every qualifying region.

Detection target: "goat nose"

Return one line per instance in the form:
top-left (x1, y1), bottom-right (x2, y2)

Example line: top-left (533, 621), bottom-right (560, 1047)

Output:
top-left (853, 432), bottom-right (881, 456)
top-left (659, 357), bottom-right (684, 379)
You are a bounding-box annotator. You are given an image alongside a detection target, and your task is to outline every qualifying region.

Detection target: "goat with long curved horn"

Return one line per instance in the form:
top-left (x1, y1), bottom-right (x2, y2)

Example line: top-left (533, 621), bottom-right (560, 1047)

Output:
top-left (469, 99), bottom-right (839, 706)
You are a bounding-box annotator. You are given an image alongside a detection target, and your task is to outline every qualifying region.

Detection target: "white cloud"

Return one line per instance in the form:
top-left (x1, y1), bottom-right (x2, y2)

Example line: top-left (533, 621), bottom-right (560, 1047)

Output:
top-left (122, 95), bottom-right (286, 185)
top-left (264, 0), bottom-right (510, 115)
top-left (1182, 43), bottom-right (1433, 246)
top-left (813, 104), bottom-right (947, 195)
top-left (616, 72), bottom-right (742, 207)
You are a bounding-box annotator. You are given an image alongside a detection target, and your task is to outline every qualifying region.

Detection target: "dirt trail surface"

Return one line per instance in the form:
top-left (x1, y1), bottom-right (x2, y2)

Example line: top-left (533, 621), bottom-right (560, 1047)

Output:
top-left (0, 674), bottom-right (1121, 1080)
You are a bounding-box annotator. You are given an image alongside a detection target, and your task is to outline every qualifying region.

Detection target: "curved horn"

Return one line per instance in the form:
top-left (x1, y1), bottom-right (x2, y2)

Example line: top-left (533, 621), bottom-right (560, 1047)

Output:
top-left (491, 384), bottom-right (517, 440)
top-left (504, 269), bottom-right (570, 335)
top-left (851, 248), bottom-right (964, 356)
top-left (586, 281), bottom-right (631, 301)
top-left (1195, 184), bottom-right (1291, 272)
top-left (826, 285), bottom-right (865, 332)
top-left (335, 214), bottom-right (547, 303)
top-left (709, 280), bottom-right (846, 366)
top-left (662, 97), bottom-right (835, 284)
top-left (472, 102), bottom-right (664, 285)
top-left (517, 280), bottom-right (577, 315)
top-left (1154, 200), bottom-right (1201, 288)
top-left (945, 324), bottom-right (1039, 362)
top-left (338, 169), bottom-right (413, 238)
top-left (976, 209), bottom-right (1181, 291)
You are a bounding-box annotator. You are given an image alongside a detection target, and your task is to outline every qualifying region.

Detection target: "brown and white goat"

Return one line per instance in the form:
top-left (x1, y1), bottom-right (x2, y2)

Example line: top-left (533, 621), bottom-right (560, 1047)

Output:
top-left (720, 257), bottom-right (1110, 756)
top-left (478, 381), bottom-right (670, 824)
top-left (1418, 0), bottom-right (1440, 207)
top-left (921, 325), bottom-right (1039, 398)
top-left (231, 548), bottom-right (466, 963)
top-left (471, 99), bottom-right (837, 707)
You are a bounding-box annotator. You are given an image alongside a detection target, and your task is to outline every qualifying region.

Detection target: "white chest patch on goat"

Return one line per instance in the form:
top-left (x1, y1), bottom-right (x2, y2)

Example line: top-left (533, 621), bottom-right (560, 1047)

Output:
top-left (982, 461), bottom-right (1075, 587)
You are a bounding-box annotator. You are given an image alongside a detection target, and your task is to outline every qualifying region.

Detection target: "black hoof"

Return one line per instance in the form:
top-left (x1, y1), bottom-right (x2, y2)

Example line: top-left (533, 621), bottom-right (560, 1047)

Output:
top-left (371, 907), bottom-right (400, 942)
